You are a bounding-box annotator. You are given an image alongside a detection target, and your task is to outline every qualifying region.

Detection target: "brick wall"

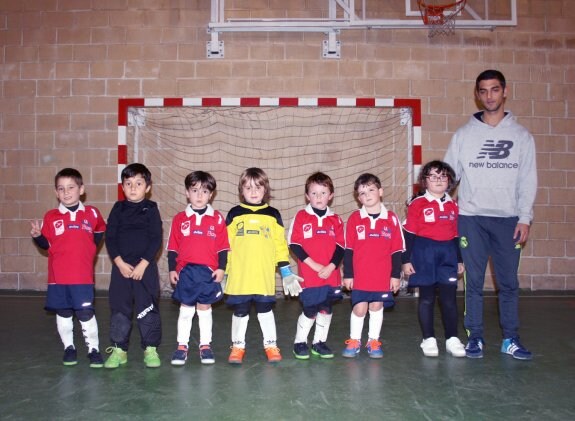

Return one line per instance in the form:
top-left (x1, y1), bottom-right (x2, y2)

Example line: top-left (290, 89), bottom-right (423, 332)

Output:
top-left (1, 1), bottom-right (573, 292)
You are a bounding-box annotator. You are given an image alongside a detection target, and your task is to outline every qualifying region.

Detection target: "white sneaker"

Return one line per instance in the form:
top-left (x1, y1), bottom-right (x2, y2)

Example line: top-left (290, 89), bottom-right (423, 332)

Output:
top-left (446, 337), bottom-right (466, 357)
top-left (420, 337), bottom-right (439, 357)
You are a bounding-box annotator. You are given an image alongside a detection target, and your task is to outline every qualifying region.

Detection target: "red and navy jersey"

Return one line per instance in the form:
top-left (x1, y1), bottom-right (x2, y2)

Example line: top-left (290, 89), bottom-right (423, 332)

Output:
top-left (403, 192), bottom-right (458, 241)
top-left (288, 204), bottom-right (345, 288)
top-left (345, 206), bottom-right (405, 291)
top-left (167, 204), bottom-right (230, 273)
top-left (41, 202), bottom-right (106, 285)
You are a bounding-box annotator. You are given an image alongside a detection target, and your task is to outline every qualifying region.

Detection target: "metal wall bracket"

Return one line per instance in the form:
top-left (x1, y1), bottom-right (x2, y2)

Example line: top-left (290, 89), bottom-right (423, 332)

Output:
top-left (322, 31), bottom-right (340, 59)
top-left (207, 31), bottom-right (224, 58)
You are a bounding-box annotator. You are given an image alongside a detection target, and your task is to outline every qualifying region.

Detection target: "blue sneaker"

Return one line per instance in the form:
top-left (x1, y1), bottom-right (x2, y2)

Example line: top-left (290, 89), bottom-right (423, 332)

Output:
top-left (199, 344), bottom-right (215, 365)
top-left (366, 339), bottom-right (384, 359)
top-left (501, 337), bottom-right (532, 360)
top-left (311, 341), bottom-right (334, 359)
top-left (342, 339), bottom-right (361, 358)
top-left (171, 345), bottom-right (188, 366)
top-left (63, 346), bottom-right (77, 366)
top-left (465, 338), bottom-right (484, 358)
top-left (293, 342), bottom-right (310, 360)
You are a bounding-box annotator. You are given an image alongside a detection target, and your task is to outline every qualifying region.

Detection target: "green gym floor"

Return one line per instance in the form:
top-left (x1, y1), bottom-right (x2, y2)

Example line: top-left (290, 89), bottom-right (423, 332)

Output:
top-left (0, 292), bottom-right (573, 421)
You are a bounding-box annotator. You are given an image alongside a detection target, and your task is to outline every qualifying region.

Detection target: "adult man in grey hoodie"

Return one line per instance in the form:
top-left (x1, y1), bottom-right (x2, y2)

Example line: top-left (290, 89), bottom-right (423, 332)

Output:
top-left (444, 69), bottom-right (537, 360)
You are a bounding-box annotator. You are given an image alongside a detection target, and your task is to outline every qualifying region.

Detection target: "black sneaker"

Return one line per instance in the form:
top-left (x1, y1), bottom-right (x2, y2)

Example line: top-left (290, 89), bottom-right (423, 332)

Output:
top-left (63, 346), bottom-right (78, 366)
top-left (88, 349), bottom-right (104, 368)
top-left (293, 342), bottom-right (310, 360)
top-left (311, 341), bottom-right (334, 359)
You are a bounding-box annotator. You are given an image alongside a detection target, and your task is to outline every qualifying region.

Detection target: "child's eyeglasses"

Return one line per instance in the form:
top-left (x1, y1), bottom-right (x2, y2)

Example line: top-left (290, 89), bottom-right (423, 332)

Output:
top-left (426, 175), bottom-right (448, 182)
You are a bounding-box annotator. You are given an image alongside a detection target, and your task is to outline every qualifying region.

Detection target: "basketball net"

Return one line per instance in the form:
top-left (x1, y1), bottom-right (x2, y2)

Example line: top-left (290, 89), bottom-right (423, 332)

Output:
top-left (417, 0), bottom-right (467, 38)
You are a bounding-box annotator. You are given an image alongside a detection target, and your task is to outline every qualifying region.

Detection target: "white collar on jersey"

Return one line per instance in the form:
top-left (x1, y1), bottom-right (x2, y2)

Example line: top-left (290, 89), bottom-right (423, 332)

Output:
top-left (423, 190), bottom-right (453, 212)
top-left (58, 201), bottom-right (85, 214)
top-left (304, 203), bottom-right (334, 218)
top-left (185, 203), bottom-right (215, 218)
top-left (359, 204), bottom-right (389, 220)
top-left (359, 204), bottom-right (392, 230)
top-left (58, 201), bottom-right (85, 222)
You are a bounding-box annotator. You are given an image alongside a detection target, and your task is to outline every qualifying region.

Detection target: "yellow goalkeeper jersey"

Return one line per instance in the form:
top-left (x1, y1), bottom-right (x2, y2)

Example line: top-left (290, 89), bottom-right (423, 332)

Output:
top-left (225, 203), bottom-right (289, 296)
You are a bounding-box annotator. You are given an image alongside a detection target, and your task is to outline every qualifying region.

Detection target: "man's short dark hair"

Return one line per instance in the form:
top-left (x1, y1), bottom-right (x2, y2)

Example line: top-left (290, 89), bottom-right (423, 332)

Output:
top-left (476, 69), bottom-right (506, 91)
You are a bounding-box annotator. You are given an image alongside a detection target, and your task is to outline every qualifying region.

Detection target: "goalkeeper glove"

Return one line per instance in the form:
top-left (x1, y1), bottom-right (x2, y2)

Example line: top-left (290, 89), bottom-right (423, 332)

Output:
top-left (280, 266), bottom-right (303, 296)
top-left (220, 274), bottom-right (228, 292)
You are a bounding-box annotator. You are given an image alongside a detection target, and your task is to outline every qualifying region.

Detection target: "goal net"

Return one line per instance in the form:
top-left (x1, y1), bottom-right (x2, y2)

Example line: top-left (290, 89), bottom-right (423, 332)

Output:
top-left (121, 98), bottom-right (418, 294)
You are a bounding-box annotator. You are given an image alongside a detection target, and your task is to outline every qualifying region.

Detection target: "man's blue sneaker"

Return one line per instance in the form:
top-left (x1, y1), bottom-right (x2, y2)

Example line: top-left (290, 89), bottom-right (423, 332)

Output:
top-left (311, 341), bottom-right (334, 359)
top-left (465, 338), bottom-right (484, 359)
top-left (501, 337), bottom-right (533, 360)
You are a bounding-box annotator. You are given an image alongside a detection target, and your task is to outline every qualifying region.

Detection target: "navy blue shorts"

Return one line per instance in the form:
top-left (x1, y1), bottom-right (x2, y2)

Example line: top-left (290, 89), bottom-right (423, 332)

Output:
top-left (172, 264), bottom-right (223, 306)
top-left (350, 289), bottom-right (395, 308)
top-left (407, 236), bottom-right (458, 287)
top-left (44, 284), bottom-right (95, 312)
top-left (300, 285), bottom-right (343, 313)
top-left (225, 294), bottom-right (276, 307)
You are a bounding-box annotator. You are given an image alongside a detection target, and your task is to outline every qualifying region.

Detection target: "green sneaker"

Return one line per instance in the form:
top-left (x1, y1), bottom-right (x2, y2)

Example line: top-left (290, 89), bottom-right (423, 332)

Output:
top-left (144, 346), bottom-right (161, 368)
top-left (104, 346), bottom-right (128, 369)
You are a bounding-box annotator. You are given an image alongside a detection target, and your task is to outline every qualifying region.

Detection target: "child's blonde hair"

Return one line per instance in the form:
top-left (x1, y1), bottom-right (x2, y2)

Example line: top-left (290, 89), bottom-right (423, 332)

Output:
top-left (238, 167), bottom-right (271, 203)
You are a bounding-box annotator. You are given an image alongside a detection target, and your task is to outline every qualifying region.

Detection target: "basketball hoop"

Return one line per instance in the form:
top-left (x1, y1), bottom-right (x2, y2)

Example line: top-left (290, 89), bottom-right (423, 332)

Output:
top-left (417, 0), bottom-right (467, 38)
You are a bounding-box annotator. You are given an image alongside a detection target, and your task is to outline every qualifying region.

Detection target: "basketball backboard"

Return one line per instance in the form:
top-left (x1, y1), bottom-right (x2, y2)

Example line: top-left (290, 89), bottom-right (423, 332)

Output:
top-left (207, 0), bottom-right (517, 57)
top-left (406, 0), bottom-right (517, 28)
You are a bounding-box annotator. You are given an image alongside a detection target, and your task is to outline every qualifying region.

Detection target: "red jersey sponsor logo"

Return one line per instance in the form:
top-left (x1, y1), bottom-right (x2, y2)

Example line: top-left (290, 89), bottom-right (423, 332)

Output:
top-left (181, 220), bottom-right (191, 236)
top-left (424, 207), bottom-right (435, 223)
top-left (54, 219), bottom-right (64, 236)
top-left (303, 223), bottom-right (313, 239)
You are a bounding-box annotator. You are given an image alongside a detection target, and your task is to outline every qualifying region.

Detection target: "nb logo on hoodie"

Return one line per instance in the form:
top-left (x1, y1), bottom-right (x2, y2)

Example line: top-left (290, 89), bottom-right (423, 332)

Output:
top-left (476, 140), bottom-right (513, 159)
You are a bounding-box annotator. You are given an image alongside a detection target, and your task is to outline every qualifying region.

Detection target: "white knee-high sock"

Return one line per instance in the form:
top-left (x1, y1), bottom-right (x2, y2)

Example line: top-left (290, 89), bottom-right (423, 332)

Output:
top-left (349, 312), bottom-right (365, 341)
top-left (231, 314), bottom-right (249, 348)
top-left (257, 310), bottom-right (277, 348)
top-left (294, 313), bottom-right (315, 343)
top-left (197, 308), bottom-right (213, 346)
top-left (57, 315), bottom-right (74, 349)
top-left (313, 312), bottom-right (333, 344)
top-left (368, 308), bottom-right (384, 340)
top-left (177, 305), bottom-right (196, 346)
top-left (79, 316), bottom-right (100, 352)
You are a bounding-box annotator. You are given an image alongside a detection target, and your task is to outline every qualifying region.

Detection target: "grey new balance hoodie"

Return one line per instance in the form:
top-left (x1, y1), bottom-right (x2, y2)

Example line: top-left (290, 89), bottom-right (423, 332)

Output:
top-left (444, 111), bottom-right (537, 225)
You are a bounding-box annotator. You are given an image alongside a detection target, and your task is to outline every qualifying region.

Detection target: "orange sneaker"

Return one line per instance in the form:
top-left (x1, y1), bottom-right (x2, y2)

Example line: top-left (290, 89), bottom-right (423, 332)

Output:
top-left (264, 346), bottom-right (282, 362)
top-left (228, 346), bottom-right (245, 364)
